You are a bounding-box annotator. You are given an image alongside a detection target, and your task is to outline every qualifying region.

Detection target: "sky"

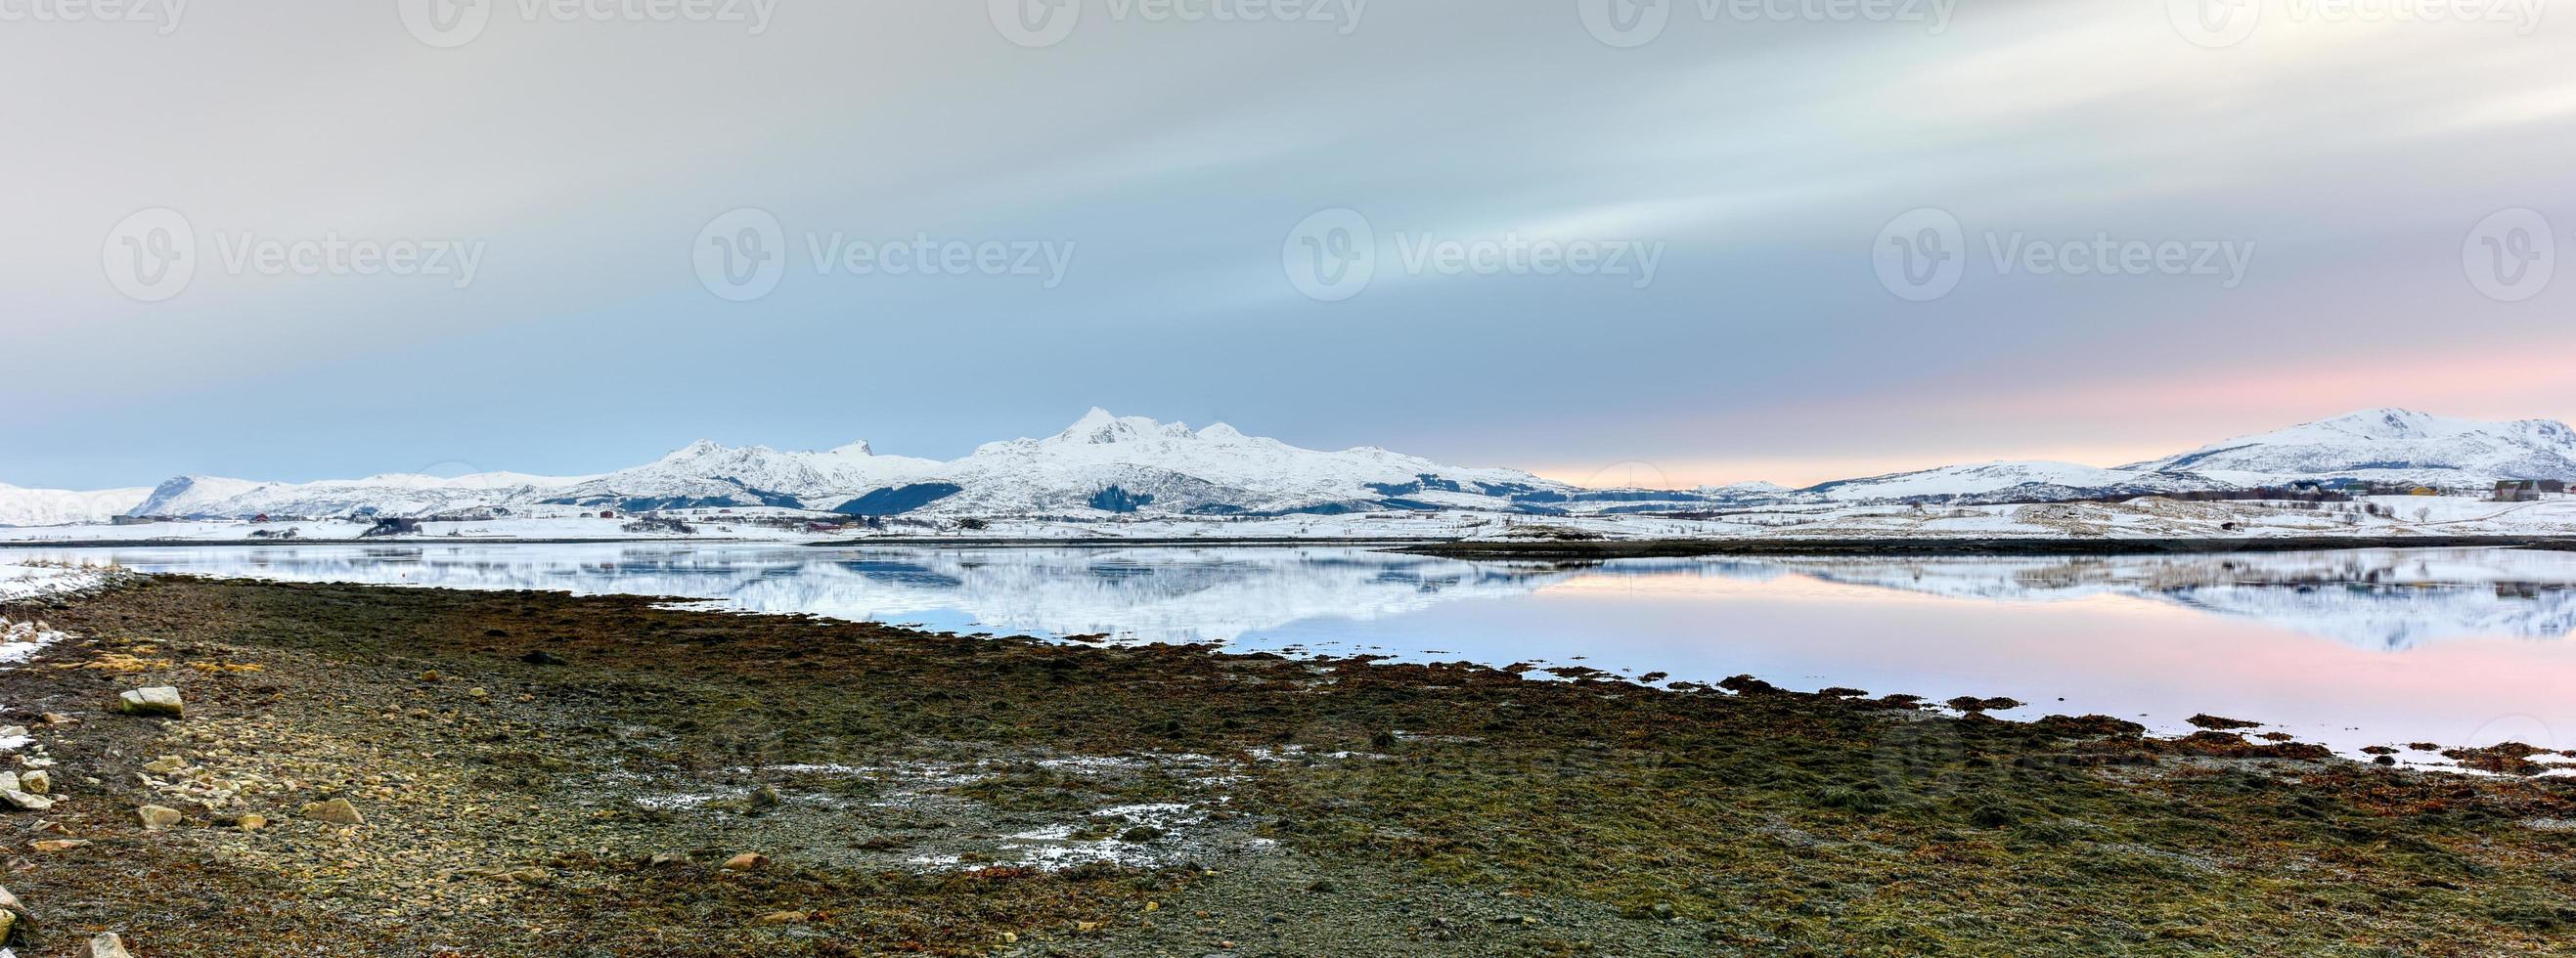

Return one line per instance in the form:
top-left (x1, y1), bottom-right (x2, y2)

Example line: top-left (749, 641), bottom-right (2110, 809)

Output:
top-left (3, 0), bottom-right (2571, 491)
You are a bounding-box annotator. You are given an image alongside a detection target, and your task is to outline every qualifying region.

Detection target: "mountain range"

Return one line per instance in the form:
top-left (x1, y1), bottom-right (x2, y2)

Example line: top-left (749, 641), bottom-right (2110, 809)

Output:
top-left (4, 408), bottom-right (2572, 526)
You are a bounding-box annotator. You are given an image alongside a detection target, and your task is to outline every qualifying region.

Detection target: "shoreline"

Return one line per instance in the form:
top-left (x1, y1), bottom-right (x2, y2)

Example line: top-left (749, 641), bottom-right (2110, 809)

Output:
top-left (9, 533), bottom-right (2576, 555)
top-left (1401, 534), bottom-right (2576, 559)
top-left (1, 576), bottom-right (2571, 954)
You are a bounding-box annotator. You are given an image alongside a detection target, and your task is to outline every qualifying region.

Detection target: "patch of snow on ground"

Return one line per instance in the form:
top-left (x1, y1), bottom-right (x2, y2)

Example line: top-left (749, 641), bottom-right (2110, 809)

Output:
top-left (0, 560), bottom-right (111, 604)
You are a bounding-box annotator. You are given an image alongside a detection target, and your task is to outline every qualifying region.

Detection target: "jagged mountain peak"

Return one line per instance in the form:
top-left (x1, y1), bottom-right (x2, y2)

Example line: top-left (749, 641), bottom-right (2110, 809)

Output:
top-left (1050, 409), bottom-right (1198, 445)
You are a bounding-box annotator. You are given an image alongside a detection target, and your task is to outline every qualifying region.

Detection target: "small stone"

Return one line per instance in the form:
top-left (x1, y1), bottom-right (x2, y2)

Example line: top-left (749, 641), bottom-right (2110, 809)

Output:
top-left (89, 932), bottom-right (134, 958)
top-left (116, 687), bottom-right (184, 718)
top-left (723, 852), bottom-right (769, 871)
top-left (301, 798), bottom-right (365, 825)
top-left (17, 771), bottom-right (48, 795)
top-left (520, 651), bottom-right (567, 666)
top-left (29, 839), bottom-right (88, 852)
top-left (141, 756), bottom-right (188, 775)
top-left (750, 785), bottom-right (781, 809)
top-left (39, 713), bottom-right (75, 725)
top-left (758, 910), bottom-right (808, 925)
top-left (236, 813), bottom-right (268, 832)
top-left (137, 806), bottom-right (183, 830)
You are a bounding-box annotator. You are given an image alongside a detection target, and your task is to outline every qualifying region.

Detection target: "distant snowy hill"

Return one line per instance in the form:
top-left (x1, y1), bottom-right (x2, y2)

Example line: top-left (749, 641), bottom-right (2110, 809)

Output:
top-left (2124, 409), bottom-right (2576, 488)
top-left (128, 472), bottom-right (589, 520)
top-left (1804, 460), bottom-right (2229, 504)
top-left (544, 440), bottom-right (939, 511)
top-left (0, 482), bottom-right (150, 527)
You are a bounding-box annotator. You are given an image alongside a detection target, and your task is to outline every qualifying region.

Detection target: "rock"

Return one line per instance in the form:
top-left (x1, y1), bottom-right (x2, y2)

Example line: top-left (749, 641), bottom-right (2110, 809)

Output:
top-left (137, 806), bottom-right (183, 830)
top-left (88, 932), bottom-right (134, 958)
top-left (39, 713), bottom-right (75, 725)
top-left (0, 883), bottom-right (27, 942)
top-left (0, 771), bottom-right (18, 793)
top-left (141, 756), bottom-right (188, 775)
top-left (750, 785), bottom-right (781, 809)
top-left (300, 798), bottom-right (364, 825)
top-left (116, 687), bottom-right (184, 718)
top-left (722, 852), bottom-right (768, 871)
top-left (0, 789), bottom-right (54, 811)
top-left (18, 771), bottom-right (48, 795)
top-left (520, 651), bottom-right (567, 666)
top-left (29, 839), bottom-right (87, 852)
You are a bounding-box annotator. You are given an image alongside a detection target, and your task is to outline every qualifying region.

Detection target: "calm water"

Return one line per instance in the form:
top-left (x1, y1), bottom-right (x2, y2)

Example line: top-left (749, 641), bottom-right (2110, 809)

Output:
top-left (11, 543), bottom-right (2576, 761)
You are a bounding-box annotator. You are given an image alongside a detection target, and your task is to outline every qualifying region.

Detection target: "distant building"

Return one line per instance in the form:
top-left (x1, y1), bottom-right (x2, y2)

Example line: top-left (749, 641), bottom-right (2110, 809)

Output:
top-left (2495, 480), bottom-right (2549, 502)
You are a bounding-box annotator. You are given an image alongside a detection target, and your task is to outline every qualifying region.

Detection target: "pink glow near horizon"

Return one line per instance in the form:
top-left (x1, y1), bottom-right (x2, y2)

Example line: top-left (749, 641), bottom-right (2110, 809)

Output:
top-left (1532, 342), bottom-right (2576, 489)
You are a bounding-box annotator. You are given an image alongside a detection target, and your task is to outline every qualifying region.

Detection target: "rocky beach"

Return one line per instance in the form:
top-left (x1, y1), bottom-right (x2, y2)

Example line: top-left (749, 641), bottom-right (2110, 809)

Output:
top-left (0, 574), bottom-right (2571, 955)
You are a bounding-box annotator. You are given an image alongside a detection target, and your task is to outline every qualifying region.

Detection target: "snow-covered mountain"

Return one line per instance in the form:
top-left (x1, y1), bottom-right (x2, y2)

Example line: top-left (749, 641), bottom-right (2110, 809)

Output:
top-left (70, 411), bottom-right (1575, 521)
top-left (2124, 409), bottom-right (2576, 488)
top-left (17, 407), bottom-right (2573, 526)
top-left (0, 482), bottom-right (151, 527)
top-left (863, 410), bottom-right (1568, 517)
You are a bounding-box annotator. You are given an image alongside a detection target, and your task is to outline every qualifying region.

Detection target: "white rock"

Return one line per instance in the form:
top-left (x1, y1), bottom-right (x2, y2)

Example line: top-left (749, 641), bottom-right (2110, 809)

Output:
top-left (116, 687), bottom-right (184, 718)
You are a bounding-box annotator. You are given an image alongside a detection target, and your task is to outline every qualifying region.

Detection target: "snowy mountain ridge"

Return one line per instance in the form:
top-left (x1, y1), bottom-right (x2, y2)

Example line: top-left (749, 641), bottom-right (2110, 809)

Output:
top-left (9, 408), bottom-right (2573, 525)
top-left (2123, 408), bottom-right (2576, 488)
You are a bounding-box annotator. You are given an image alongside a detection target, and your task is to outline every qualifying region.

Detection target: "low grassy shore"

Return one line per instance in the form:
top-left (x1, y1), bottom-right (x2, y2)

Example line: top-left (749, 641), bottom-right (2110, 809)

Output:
top-left (2, 578), bottom-right (2573, 955)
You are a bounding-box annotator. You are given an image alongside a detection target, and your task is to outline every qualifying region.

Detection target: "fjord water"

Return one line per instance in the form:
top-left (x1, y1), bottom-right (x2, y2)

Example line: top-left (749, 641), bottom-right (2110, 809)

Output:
top-left (13, 544), bottom-right (2575, 762)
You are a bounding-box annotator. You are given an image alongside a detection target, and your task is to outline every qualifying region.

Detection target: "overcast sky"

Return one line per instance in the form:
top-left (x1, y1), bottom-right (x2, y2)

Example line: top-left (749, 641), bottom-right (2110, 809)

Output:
top-left (4, 0), bottom-right (2570, 490)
